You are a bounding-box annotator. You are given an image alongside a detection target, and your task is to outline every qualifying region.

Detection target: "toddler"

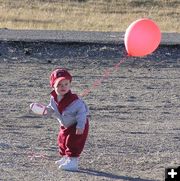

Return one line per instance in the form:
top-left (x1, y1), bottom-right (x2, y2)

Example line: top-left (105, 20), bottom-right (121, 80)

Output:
top-left (37, 68), bottom-right (89, 171)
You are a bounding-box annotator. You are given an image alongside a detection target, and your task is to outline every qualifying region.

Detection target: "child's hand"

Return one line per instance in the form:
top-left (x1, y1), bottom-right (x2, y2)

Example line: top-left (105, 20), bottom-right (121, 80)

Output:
top-left (45, 107), bottom-right (54, 117)
top-left (76, 128), bottom-right (84, 135)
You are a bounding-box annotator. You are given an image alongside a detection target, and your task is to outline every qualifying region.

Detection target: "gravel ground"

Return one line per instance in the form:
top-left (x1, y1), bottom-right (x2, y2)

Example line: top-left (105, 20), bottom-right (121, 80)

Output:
top-left (0, 42), bottom-right (180, 181)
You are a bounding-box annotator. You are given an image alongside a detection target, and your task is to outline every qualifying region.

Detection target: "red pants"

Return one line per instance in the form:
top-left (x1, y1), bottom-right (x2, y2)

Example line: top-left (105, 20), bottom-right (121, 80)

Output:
top-left (57, 120), bottom-right (89, 157)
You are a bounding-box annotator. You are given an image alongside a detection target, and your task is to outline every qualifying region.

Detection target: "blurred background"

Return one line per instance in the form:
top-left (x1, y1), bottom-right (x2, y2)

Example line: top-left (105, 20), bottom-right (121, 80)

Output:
top-left (0, 0), bottom-right (179, 32)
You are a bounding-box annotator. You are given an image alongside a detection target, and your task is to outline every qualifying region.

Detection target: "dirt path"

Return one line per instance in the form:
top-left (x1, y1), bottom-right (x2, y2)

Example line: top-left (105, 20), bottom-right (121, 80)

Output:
top-left (0, 42), bottom-right (180, 181)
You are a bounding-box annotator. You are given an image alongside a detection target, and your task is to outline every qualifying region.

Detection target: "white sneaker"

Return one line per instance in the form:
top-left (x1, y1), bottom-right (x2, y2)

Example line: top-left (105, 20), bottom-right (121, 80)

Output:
top-left (59, 157), bottom-right (78, 171)
top-left (55, 156), bottom-right (67, 165)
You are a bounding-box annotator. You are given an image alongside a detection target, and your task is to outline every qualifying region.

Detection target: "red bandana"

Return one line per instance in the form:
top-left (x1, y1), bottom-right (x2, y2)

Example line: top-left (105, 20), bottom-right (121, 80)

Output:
top-left (51, 90), bottom-right (78, 114)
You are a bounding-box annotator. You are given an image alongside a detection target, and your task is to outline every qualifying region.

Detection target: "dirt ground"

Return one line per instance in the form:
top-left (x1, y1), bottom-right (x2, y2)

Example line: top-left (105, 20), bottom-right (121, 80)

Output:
top-left (0, 42), bottom-right (180, 181)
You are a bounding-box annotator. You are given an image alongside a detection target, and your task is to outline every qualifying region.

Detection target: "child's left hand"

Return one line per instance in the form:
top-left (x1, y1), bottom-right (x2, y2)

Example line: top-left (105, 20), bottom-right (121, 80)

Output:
top-left (76, 128), bottom-right (84, 135)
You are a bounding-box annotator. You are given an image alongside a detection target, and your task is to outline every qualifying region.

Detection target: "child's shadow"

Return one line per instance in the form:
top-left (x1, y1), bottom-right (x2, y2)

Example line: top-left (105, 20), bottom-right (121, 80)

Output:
top-left (78, 168), bottom-right (156, 181)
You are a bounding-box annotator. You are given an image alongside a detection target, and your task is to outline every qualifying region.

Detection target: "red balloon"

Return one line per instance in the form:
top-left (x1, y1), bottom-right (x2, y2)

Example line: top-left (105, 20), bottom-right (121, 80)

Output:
top-left (124, 18), bottom-right (161, 57)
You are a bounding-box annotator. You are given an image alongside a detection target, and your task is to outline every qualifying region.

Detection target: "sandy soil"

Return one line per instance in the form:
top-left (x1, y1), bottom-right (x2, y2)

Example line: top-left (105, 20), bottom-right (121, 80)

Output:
top-left (0, 42), bottom-right (180, 181)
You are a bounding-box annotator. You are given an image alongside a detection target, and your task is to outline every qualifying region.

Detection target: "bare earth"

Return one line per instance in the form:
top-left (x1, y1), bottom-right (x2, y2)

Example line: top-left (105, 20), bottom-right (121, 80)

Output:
top-left (0, 42), bottom-right (180, 181)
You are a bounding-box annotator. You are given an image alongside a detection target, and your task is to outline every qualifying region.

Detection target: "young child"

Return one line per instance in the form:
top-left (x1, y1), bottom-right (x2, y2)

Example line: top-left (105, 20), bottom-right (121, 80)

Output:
top-left (44, 68), bottom-right (89, 171)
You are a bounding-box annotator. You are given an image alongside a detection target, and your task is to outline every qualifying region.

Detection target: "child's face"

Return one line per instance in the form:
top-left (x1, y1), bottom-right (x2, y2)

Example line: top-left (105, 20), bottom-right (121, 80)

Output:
top-left (54, 79), bottom-right (71, 96)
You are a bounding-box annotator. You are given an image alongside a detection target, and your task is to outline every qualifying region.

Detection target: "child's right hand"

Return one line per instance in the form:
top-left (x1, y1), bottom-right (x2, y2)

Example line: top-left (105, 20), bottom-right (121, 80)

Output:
top-left (45, 107), bottom-right (55, 117)
top-left (30, 103), bottom-right (55, 118)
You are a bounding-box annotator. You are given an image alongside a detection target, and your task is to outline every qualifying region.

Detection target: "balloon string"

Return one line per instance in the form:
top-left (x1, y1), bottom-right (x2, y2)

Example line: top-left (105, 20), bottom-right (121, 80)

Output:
top-left (27, 150), bottom-right (49, 160)
top-left (80, 57), bottom-right (126, 97)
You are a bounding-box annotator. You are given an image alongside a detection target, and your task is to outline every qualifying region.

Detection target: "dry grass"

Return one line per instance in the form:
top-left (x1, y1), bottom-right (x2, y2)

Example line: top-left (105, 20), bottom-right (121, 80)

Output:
top-left (0, 0), bottom-right (179, 32)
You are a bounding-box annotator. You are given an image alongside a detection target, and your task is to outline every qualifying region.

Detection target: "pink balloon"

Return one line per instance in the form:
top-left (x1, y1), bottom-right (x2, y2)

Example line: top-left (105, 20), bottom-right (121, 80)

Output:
top-left (124, 18), bottom-right (161, 57)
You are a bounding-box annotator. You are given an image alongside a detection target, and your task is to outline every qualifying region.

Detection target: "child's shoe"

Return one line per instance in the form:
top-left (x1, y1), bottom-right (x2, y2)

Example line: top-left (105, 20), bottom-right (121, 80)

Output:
top-left (55, 156), bottom-right (67, 165)
top-left (59, 157), bottom-right (78, 171)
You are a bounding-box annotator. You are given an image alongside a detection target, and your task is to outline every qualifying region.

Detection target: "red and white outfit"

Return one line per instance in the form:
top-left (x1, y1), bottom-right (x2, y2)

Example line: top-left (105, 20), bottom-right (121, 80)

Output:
top-left (50, 90), bottom-right (89, 158)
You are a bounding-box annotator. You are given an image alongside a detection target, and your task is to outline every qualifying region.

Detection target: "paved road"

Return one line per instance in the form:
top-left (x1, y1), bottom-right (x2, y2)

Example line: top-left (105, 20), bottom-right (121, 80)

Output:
top-left (0, 29), bottom-right (179, 45)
